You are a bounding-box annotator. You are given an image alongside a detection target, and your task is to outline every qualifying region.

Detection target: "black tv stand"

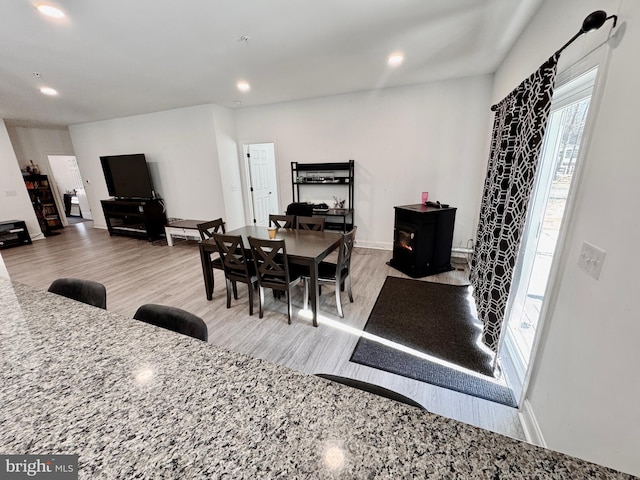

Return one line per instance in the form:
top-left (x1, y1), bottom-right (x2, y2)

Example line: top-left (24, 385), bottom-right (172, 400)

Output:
top-left (101, 198), bottom-right (166, 241)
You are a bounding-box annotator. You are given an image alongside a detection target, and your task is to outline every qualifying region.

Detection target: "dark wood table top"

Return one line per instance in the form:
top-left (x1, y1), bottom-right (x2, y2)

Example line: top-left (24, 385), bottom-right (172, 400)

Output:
top-left (203, 225), bottom-right (342, 263)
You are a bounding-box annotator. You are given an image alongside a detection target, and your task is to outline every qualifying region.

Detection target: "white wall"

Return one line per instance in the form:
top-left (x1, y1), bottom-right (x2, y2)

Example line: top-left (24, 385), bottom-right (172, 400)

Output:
top-left (235, 76), bottom-right (493, 249)
top-left (212, 105), bottom-right (245, 230)
top-left (68, 104), bottom-right (240, 229)
top-left (7, 126), bottom-right (75, 169)
top-left (0, 121), bottom-right (42, 241)
top-left (494, 0), bottom-right (639, 475)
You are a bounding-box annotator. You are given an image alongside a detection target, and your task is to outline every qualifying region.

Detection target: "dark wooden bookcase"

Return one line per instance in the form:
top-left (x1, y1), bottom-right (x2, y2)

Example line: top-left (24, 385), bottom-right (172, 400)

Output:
top-left (23, 174), bottom-right (63, 236)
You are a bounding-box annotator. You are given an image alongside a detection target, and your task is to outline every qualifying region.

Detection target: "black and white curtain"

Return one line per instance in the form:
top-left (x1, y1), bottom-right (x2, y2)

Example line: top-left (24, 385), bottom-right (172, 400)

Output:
top-left (471, 54), bottom-right (560, 353)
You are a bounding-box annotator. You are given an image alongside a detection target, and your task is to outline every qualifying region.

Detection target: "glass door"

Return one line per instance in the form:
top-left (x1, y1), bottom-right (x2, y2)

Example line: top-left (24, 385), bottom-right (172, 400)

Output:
top-left (504, 68), bottom-right (597, 385)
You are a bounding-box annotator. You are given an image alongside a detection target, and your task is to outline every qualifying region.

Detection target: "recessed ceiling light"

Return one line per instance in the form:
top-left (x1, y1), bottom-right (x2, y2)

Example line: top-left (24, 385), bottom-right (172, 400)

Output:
top-left (40, 87), bottom-right (58, 96)
top-left (388, 53), bottom-right (404, 67)
top-left (37, 5), bottom-right (65, 18)
top-left (237, 81), bottom-right (250, 92)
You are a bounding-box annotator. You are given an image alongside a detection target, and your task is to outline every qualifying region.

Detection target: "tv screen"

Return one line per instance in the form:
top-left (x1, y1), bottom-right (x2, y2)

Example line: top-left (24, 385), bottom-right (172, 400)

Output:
top-left (100, 154), bottom-right (155, 199)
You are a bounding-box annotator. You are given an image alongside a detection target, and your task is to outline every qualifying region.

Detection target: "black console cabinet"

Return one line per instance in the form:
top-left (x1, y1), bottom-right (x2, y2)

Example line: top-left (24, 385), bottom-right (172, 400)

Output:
top-left (101, 198), bottom-right (166, 241)
top-left (389, 204), bottom-right (456, 278)
top-left (0, 220), bottom-right (32, 249)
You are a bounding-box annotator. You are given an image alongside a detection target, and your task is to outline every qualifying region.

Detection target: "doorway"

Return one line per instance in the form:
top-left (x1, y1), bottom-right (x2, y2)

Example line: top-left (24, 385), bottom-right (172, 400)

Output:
top-left (48, 155), bottom-right (92, 221)
top-left (503, 68), bottom-right (598, 394)
top-left (243, 143), bottom-right (279, 226)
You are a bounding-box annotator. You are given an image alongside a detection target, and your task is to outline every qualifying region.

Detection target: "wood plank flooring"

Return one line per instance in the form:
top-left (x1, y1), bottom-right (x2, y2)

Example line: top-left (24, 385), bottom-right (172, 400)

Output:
top-left (2, 222), bottom-right (524, 440)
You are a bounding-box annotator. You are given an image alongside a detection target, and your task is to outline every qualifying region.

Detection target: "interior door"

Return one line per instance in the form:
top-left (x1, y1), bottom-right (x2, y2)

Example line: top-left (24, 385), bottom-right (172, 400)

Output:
top-left (47, 155), bottom-right (93, 221)
top-left (246, 143), bottom-right (279, 226)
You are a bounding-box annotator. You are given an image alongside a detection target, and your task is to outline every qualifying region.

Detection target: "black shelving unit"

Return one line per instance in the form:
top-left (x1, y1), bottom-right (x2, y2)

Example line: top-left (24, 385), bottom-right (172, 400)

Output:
top-left (290, 160), bottom-right (355, 232)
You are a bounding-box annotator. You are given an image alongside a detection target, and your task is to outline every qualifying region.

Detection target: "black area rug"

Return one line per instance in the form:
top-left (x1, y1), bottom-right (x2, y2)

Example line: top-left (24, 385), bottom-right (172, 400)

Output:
top-left (350, 276), bottom-right (516, 407)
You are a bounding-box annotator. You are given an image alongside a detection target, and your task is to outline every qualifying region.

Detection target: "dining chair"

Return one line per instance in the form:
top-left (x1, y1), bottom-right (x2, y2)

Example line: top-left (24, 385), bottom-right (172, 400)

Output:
top-left (285, 202), bottom-right (314, 217)
top-left (248, 236), bottom-right (304, 324)
top-left (213, 233), bottom-right (257, 315)
top-left (315, 373), bottom-right (424, 409)
top-left (197, 218), bottom-right (226, 291)
top-left (297, 216), bottom-right (325, 231)
top-left (269, 214), bottom-right (295, 229)
top-left (133, 303), bottom-right (208, 341)
top-left (304, 226), bottom-right (356, 318)
top-left (48, 277), bottom-right (107, 309)
top-left (197, 218), bottom-right (226, 241)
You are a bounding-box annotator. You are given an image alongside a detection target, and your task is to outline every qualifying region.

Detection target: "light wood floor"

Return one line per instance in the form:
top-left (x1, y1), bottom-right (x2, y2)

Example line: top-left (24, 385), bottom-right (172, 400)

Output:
top-left (2, 222), bottom-right (525, 440)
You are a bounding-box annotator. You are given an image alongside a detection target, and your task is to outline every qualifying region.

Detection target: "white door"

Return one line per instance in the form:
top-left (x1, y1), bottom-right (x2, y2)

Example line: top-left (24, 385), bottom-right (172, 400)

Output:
top-left (245, 143), bottom-right (279, 226)
top-left (48, 155), bottom-right (93, 220)
top-left (75, 188), bottom-right (92, 219)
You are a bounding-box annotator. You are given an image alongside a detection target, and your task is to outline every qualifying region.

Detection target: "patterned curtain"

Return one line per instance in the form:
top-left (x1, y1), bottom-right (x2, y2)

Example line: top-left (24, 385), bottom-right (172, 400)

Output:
top-left (471, 54), bottom-right (559, 353)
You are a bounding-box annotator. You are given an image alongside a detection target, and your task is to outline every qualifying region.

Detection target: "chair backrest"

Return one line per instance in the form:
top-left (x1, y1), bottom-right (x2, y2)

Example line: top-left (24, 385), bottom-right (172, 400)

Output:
top-left (316, 373), bottom-right (424, 409)
top-left (48, 278), bottom-right (107, 309)
top-left (337, 226), bottom-right (357, 275)
top-left (285, 202), bottom-right (314, 217)
top-left (248, 236), bottom-right (292, 290)
top-left (133, 303), bottom-right (208, 341)
top-left (212, 233), bottom-right (253, 282)
top-left (269, 214), bottom-right (295, 229)
top-left (297, 216), bottom-right (325, 231)
top-left (197, 218), bottom-right (226, 241)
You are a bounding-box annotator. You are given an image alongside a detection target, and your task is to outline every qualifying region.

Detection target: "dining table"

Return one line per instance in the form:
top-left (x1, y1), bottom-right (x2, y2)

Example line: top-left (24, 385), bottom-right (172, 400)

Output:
top-left (199, 225), bottom-right (343, 326)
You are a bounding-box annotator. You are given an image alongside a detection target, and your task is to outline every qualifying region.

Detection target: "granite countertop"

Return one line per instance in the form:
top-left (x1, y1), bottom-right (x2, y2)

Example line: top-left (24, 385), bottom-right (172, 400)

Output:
top-left (0, 279), bottom-right (633, 479)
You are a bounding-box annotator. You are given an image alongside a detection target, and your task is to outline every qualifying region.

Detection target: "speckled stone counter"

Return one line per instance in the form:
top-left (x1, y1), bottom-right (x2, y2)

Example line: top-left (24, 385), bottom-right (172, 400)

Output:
top-left (0, 279), bottom-right (634, 479)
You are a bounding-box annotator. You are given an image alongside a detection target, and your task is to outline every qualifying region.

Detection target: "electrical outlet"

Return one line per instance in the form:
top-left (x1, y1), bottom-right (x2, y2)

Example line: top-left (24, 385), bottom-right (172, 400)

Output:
top-left (577, 241), bottom-right (606, 280)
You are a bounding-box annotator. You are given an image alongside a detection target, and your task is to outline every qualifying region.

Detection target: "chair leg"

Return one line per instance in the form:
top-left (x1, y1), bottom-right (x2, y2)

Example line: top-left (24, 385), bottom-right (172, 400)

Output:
top-left (286, 290), bottom-right (292, 325)
top-left (258, 286), bottom-right (264, 318)
top-left (335, 283), bottom-right (344, 318)
top-left (248, 282), bottom-right (254, 316)
top-left (225, 279), bottom-right (232, 309)
top-left (232, 281), bottom-right (238, 300)
top-left (346, 275), bottom-right (353, 303)
top-left (303, 278), bottom-right (309, 311)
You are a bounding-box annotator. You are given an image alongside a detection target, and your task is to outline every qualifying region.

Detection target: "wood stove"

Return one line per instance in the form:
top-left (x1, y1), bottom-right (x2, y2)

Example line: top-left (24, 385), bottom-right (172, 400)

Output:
top-left (389, 204), bottom-right (456, 278)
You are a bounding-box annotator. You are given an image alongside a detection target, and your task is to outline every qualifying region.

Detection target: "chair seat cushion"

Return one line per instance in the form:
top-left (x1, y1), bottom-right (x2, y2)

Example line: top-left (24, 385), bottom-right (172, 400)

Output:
top-left (133, 304), bottom-right (208, 342)
top-left (211, 257), bottom-right (224, 269)
top-left (288, 264), bottom-right (307, 281)
top-left (317, 261), bottom-right (348, 281)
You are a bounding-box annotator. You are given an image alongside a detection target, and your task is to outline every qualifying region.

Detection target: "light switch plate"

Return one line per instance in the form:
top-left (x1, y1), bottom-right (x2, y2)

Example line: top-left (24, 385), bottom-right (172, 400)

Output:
top-left (577, 241), bottom-right (606, 280)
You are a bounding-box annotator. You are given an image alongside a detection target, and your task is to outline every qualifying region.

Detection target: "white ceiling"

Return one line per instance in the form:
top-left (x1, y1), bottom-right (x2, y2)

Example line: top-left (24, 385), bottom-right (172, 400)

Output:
top-left (1, 0), bottom-right (543, 128)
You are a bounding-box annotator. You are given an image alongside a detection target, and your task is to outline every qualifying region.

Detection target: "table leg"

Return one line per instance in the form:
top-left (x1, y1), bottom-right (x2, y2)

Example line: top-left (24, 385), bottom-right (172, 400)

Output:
top-left (165, 227), bottom-right (174, 246)
top-left (309, 261), bottom-right (319, 327)
top-left (199, 246), bottom-right (214, 300)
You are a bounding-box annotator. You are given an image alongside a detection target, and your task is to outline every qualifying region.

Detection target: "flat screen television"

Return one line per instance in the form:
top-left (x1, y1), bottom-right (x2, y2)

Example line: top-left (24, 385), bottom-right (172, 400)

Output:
top-left (100, 153), bottom-right (155, 199)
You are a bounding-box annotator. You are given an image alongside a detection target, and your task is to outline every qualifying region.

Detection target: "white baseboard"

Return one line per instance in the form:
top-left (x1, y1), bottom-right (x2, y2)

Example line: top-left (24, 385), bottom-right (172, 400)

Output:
top-left (452, 246), bottom-right (473, 255)
top-left (519, 399), bottom-right (546, 447)
top-left (355, 240), bottom-right (392, 250)
top-left (354, 243), bottom-right (474, 255)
